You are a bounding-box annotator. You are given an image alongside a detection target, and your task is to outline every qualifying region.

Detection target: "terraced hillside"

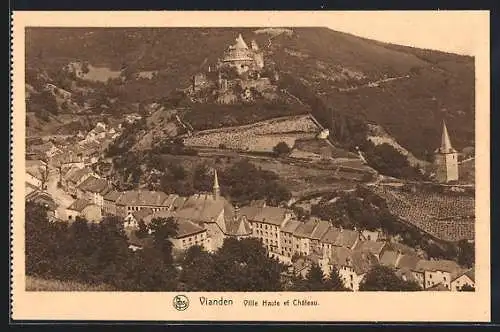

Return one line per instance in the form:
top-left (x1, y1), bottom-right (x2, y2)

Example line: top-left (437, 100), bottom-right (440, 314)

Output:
top-left (26, 27), bottom-right (474, 159)
top-left (368, 185), bottom-right (475, 242)
top-left (183, 114), bottom-right (319, 152)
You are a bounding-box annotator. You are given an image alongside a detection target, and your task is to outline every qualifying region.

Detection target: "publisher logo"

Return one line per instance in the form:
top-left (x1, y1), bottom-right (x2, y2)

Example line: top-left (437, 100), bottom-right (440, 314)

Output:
top-left (173, 295), bottom-right (189, 311)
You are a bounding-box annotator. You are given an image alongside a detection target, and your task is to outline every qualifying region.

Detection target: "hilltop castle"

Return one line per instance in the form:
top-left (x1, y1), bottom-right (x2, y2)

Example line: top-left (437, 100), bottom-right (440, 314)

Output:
top-left (217, 33), bottom-right (264, 76)
top-left (434, 120), bottom-right (459, 183)
top-left (190, 33), bottom-right (278, 104)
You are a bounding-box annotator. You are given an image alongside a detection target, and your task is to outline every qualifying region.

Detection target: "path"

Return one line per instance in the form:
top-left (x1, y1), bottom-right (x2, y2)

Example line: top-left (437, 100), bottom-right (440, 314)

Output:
top-left (46, 167), bottom-right (74, 220)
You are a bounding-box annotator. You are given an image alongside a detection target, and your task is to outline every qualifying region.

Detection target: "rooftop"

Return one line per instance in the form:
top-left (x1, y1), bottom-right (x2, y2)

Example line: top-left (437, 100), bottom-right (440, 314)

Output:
top-left (78, 176), bottom-right (111, 194)
top-left (116, 190), bottom-right (170, 207)
top-left (67, 198), bottom-right (93, 212)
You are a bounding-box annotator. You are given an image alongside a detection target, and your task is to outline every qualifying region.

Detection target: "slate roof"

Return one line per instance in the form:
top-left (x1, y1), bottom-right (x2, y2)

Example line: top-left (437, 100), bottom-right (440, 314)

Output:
top-left (329, 246), bottom-right (353, 266)
top-left (67, 198), bottom-right (93, 212)
top-left (175, 219), bottom-right (206, 238)
top-left (26, 191), bottom-right (57, 210)
top-left (354, 240), bottom-right (386, 256)
top-left (224, 215), bottom-right (252, 236)
top-left (240, 206), bottom-right (290, 226)
top-left (293, 219), bottom-right (318, 238)
top-left (115, 190), bottom-right (170, 207)
top-left (280, 220), bottom-right (302, 234)
top-left (103, 190), bottom-right (122, 202)
top-left (77, 176), bottom-right (111, 194)
top-left (310, 220), bottom-right (331, 240)
top-left (464, 268), bottom-right (475, 282)
top-left (414, 259), bottom-right (461, 274)
top-left (320, 228), bottom-right (341, 244)
top-left (66, 167), bottom-right (93, 183)
top-left (379, 250), bottom-right (400, 267)
top-left (332, 229), bottom-right (359, 248)
top-left (350, 251), bottom-right (378, 275)
top-left (396, 254), bottom-right (420, 270)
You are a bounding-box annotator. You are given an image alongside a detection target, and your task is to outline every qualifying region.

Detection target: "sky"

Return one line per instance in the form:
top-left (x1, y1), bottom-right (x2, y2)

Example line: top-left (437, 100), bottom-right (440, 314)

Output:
top-left (318, 11), bottom-right (488, 56)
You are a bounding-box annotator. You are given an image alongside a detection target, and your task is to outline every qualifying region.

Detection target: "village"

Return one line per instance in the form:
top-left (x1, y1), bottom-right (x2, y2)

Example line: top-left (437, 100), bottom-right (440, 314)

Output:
top-left (24, 33), bottom-right (475, 293)
top-left (25, 117), bottom-right (475, 292)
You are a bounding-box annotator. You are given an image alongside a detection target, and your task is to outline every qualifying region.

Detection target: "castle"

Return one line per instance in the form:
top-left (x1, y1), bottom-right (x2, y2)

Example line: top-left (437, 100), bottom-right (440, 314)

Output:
top-left (434, 120), bottom-right (459, 183)
top-left (190, 33), bottom-right (278, 104)
top-left (218, 33), bottom-right (264, 76)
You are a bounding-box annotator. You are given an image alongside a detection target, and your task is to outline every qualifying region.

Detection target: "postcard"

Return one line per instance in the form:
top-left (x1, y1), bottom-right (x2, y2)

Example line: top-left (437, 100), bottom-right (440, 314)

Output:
top-left (11, 10), bottom-right (491, 322)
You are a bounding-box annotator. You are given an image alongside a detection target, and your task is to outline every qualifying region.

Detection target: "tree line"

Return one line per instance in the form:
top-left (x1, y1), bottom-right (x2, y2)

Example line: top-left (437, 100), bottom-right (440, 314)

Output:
top-left (26, 202), bottom-right (425, 292)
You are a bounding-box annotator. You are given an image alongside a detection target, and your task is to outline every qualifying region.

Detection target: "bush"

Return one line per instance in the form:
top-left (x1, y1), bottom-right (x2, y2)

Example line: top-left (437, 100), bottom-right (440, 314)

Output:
top-left (273, 141), bottom-right (291, 156)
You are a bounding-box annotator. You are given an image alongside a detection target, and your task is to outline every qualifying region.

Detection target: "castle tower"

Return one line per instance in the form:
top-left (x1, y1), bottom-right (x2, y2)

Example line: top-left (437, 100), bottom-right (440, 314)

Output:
top-left (213, 169), bottom-right (220, 200)
top-left (434, 120), bottom-right (459, 183)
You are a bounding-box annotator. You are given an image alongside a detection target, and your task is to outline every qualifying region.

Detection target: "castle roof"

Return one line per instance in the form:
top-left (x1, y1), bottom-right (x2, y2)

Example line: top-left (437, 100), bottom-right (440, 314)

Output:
top-left (234, 33), bottom-right (249, 50)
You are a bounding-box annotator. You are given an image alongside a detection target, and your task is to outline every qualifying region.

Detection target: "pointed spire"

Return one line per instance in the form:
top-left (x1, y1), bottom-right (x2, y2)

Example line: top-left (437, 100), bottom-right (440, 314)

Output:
top-left (235, 33), bottom-right (248, 49)
top-left (440, 120), bottom-right (455, 153)
top-left (213, 169), bottom-right (220, 200)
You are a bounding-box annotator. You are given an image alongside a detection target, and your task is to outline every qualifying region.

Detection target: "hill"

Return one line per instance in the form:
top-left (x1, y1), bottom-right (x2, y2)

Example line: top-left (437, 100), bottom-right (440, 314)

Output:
top-left (25, 27), bottom-right (474, 159)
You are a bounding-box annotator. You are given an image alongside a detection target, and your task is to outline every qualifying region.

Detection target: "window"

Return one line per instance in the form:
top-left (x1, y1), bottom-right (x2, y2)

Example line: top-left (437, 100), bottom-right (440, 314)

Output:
top-left (443, 276), bottom-right (446, 281)
top-left (350, 275), bottom-right (353, 281)
top-left (429, 274), bottom-right (432, 279)
top-left (350, 283), bottom-right (353, 289)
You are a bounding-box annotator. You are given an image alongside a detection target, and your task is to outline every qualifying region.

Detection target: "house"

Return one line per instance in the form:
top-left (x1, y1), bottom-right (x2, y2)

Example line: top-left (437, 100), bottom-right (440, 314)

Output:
top-left (379, 250), bottom-right (404, 268)
top-left (76, 176), bottom-right (113, 208)
top-left (174, 171), bottom-right (252, 251)
top-left (451, 268), bottom-right (475, 291)
top-left (308, 219), bottom-right (331, 256)
top-left (279, 219), bottom-right (302, 261)
top-left (124, 207), bottom-right (153, 229)
top-left (292, 219), bottom-right (320, 257)
top-left (26, 160), bottom-right (48, 189)
top-left (413, 259), bottom-right (463, 290)
top-left (171, 219), bottom-right (208, 251)
top-left (328, 246), bottom-right (378, 291)
top-left (25, 182), bottom-right (39, 198)
top-left (115, 190), bottom-right (172, 217)
top-left (64, 167), bottom-right (96, 196)
top-left (354, 240), bottom-right (387, 260)
top-left (319, 227), bottom-right (341, 257)
top-left (142, 211), bottom-right (210, 251)
top-left (103, 190), bottom-right (122, 216)
top-left (66, 198), bottom-right (102, 223)
top-left (25, 190), bottom-right (59, 220)
top-left (240, 204), bottom-right (293, 258)
top-left (332, 227), bottom-right (360, 249)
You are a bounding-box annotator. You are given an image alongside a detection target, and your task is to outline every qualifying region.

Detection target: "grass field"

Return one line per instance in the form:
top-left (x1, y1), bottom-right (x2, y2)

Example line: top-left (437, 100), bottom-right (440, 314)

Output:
top-left (26, 275), bottom-right (114, 291)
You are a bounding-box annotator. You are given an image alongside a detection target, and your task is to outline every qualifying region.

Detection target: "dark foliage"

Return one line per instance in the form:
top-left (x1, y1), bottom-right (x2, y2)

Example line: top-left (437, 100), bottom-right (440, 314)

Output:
top-left (359, 265), bottom-right (421, 291)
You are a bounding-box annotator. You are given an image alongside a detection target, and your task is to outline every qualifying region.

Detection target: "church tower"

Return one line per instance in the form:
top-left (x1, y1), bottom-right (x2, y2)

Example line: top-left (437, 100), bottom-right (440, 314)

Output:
top-left (213, 169), bottom-right (220, 200)
top-left (434, 120), bottom-right (459, 183)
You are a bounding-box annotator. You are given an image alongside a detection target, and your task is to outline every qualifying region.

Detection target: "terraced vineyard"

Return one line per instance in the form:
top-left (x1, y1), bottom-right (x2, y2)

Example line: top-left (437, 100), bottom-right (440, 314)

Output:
top-left (369, 185), bottom-right (475, 242)
top-left (183, 115), bottom-right (319, 152)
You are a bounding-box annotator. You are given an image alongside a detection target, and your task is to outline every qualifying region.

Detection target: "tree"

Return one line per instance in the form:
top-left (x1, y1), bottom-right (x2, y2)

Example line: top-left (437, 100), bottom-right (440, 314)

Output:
top-left (210, 238), bottom-right (285, 291)
top-left (38, 166), bottom-right (50, 190)
top-left (179, 246), bottom-right (216, 291)
top-left (303, 263), bottom-right (327, 290)
top-left (148, 217), bottom-right (178, 265)
top-left (325, 267), bottom-right (348, 291)
top-left (457, 240), bottom-right (475, 268)
top-left (273, 141), bottom-right (291, 156)
top-left (359, 265), bottom-right (421, 291)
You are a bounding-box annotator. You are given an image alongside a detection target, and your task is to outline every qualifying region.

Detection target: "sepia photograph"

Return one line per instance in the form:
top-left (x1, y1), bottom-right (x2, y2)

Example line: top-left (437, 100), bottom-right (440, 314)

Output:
top-left (11, 11), bottom-right (490, 322)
